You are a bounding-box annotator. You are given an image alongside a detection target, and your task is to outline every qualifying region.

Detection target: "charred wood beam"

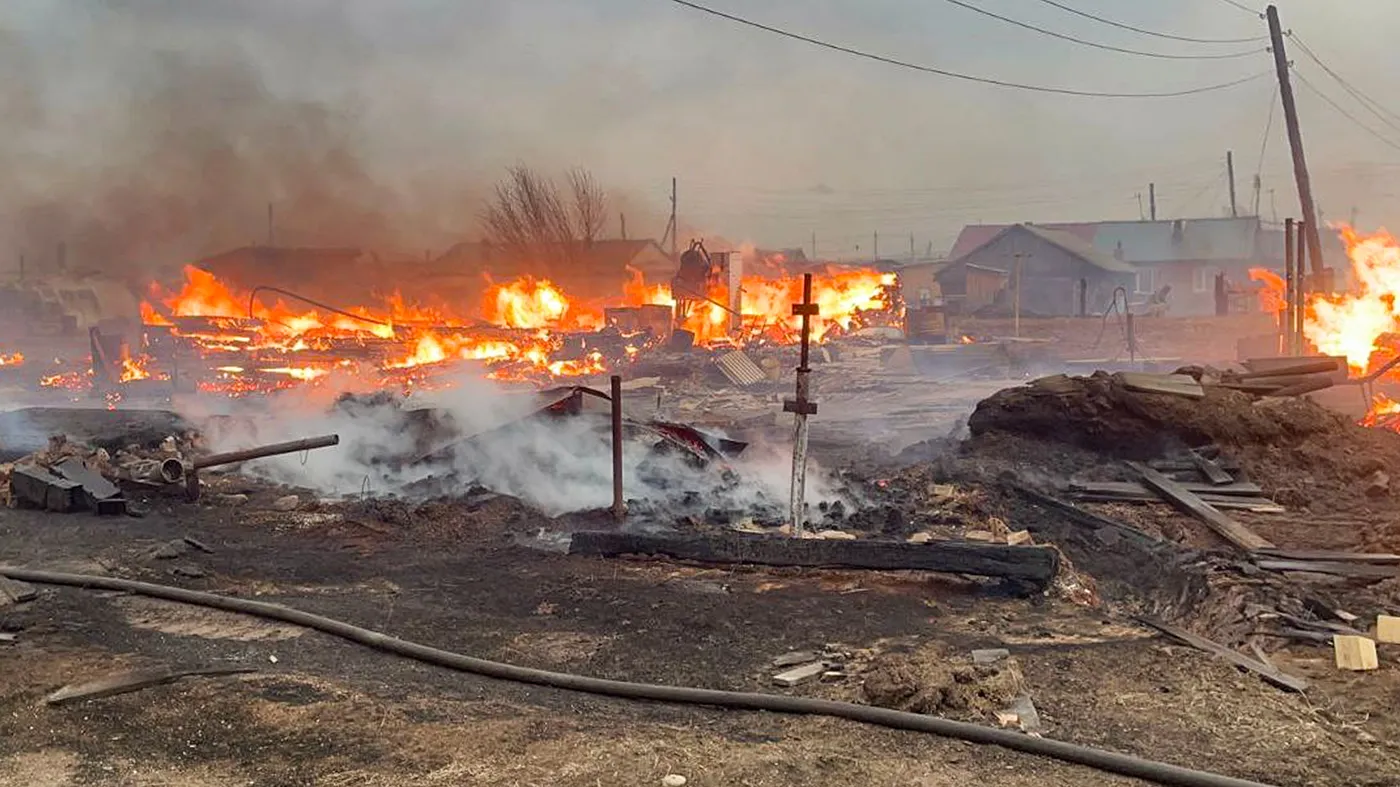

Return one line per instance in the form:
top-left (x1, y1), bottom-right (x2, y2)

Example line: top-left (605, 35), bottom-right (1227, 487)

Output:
top-left (568, 530), bottom-right (1059, 590)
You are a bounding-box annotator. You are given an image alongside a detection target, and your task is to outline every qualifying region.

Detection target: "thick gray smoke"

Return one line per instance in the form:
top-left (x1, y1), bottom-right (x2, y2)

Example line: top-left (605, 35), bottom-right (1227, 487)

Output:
top-left (195, 372), bottom-right (850, 521)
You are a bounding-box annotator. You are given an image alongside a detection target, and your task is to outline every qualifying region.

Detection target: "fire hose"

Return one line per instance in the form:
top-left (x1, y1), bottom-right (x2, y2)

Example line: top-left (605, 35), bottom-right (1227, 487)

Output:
top-left (0, 567), bottom-right (1275, 787)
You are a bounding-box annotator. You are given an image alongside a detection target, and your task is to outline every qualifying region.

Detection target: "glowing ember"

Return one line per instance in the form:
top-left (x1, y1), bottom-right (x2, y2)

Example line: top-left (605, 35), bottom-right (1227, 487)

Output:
top-left (1306, 226), bottom-right (1400, 373)
top-left (1363, 393), bottom-right (1400, 430)
top-left (0, 352), bottom-right (23, 366)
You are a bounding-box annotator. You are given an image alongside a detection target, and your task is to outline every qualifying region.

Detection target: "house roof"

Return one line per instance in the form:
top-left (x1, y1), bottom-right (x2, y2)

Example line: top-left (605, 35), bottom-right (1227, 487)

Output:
top-left (953, 223), bottom-right (1134, 274)
top-left (948, 217), bottom-right (1265, 266)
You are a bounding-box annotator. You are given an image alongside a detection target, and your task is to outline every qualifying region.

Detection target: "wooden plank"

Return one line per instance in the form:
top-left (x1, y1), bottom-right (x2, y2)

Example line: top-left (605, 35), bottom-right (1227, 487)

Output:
top-left (1070, 480), bottom-right (1263, 497)
top-left (1252, 548), bottom-right (1400, 565)
top-left (1254, 559), bottom-right (1400, 579)
top-left (1376, 615), bottom-right (1400, 645)
top-left (1008, 485), bottom-right (1163, 546)
top-left (772, 662), bottom-right (825, 687)
top-left (45, 667), bottom-right (257, 706)
top-left (568, 530), bottom-right (1060, 588)
top-left (1070, 488), bottom-right (1283, 513)
top-left (1189, 450), bottom-right (1235, 486)
top-left (1149, 457), bottom-right (1242, 473)
top-left (1126, 462), bottom-right (1275, 552)
top-left (1137, 617), bottom-right (1309, 692)
top-left (1116, 372), bottom-right (1205, 399)
top-left (0, 577), bottom-right (37, 604)
top-left (1334, 635), bottom-right (1379, 671)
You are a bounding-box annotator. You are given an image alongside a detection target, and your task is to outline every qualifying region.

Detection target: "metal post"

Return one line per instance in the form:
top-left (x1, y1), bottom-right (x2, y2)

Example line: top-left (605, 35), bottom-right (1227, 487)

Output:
top-left (610, 374), bottom-right (624, 521)
top-left (1284, 218), bottom-right (1295, 356)
top-left (785, 274), bottom-right (819, 537)
top-left (1295, 221), bottom-right (1308, 354)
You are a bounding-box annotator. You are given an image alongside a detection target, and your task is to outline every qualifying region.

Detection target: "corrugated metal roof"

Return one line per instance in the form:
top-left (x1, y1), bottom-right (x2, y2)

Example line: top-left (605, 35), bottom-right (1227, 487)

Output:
top-left (1090, 218), bottom-right (1260, 263)
top-left (948, 223), bottom-right (1097, 259)
top-left (714, 350), bottom-right (767, 387)
top-left (1017, 224), bottom-right (1135, 273)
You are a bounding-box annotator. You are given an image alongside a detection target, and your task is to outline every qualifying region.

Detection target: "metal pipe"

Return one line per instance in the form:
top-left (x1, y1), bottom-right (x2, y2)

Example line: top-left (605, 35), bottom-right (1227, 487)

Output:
top-left (1283, 218), bottom-right (1295, 356)
top-left (191, 434), bottom-right (340, 469)
top-left (159, 457), bottom-right (186, 484)
top-left (610, 375), bottom-right (624, 521)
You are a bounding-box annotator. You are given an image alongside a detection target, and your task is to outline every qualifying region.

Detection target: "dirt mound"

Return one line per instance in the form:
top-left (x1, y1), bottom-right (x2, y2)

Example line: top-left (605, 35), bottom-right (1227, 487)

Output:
top-left (968, 372), bottom-right (1353, 457)
top-left (861, 644), bottom-right (1024, 717)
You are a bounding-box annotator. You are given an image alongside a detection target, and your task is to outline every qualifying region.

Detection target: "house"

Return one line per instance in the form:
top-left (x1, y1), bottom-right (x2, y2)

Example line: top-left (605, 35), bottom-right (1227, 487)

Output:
top-left (434, 239), bottom-right (674, 300)
top-left (892, 259), bottom-right (947, 308)
top-left (937, 224), bottom-right (1135, 316)
top-left (946, 217), bottom-right (1349, 316)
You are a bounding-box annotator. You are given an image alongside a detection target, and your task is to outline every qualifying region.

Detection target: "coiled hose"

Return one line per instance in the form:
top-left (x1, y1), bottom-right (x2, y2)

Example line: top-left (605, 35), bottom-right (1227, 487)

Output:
top-left (0, 567), bottom-right (1275, 787)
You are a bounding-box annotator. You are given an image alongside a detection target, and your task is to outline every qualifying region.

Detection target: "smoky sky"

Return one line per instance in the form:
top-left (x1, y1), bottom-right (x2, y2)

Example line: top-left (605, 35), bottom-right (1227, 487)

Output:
top-left (1, 0), bottom-right (1397, 272)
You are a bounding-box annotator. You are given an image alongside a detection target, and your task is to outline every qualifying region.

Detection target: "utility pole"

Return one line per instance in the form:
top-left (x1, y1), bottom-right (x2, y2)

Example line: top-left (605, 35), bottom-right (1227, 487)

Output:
top-left (620, 213), bottom-right (627, 240)
top-left (1226, 151), bottom-right (1238, 218)
top-left (1011, 246), bottom-right (1028, 338)
top-left (1136, 193), bottom-right (1144, 220)
top-left (1267, 5), bottom-right (1325, 277)
top-left (267, 202), bottom-right (274, 246)
top-left (873, 231), bottom-right (879, 260)
top-left (1252, 175), bottom-right (1262, 216)
top-left (810, 231), bottom-right (816, 261)
top-left (784, 274), bottom-right (819, 537)
top-left (909, 233), bottom-right (915, 262)
top-left (1149, 183), bottom-right (1157, 221)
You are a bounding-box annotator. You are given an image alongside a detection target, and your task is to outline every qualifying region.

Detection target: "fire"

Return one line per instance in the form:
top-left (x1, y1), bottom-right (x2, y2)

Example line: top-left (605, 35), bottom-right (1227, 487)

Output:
top-left (0, 352), bottom-right (23, 366)
top-left (119, 356), bottom-right (152, 382)
top-left (1307, 226), bottom-right (1400, 374)
top-left (1363, 393), bottom-right (1400, 430)
top-left (1248, 267), bottom-right (1286, 314)
top-left (484, 276), bottom-right (601, 330)
top-left (677, 267), bottom-right (898, 345)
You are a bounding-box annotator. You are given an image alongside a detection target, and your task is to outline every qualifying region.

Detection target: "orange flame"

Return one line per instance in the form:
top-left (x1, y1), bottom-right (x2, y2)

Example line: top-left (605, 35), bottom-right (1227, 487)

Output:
top-left (1307, 226), bottom-right (1400, 374)
top-left (1247, 267), bottom-right (1286, 314)
top-left (0, 352), bottom-right (23, 366)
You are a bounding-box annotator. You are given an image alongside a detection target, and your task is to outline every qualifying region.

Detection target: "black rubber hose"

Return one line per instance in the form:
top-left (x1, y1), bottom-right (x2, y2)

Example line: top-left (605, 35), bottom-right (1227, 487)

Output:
top-left (0, 567), bottom-right (1275, 787)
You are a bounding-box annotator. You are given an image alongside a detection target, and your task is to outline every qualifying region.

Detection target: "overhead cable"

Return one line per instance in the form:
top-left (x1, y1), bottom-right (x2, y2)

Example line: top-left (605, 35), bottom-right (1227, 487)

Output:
top-left (665, 0), bottom-right (1270, 98)
top-left (941, 0), bottom-right (1263, 59)
top-left (1292, 69), bottom-right (1400, 154)
top-left (1289, 33), bottom-right (1400, 134)
top-left (1031, 0), bottom-right (1266, 44)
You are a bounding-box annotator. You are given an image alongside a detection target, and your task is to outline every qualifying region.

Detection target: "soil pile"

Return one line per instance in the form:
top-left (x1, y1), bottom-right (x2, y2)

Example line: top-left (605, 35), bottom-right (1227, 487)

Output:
top-left (861, 644), bottom-right (1025, 718)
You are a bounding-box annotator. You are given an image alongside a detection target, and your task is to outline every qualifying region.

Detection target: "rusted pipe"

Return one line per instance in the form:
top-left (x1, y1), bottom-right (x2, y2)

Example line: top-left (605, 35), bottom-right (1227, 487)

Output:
top-left (191, 435), bottom-right (340, 469)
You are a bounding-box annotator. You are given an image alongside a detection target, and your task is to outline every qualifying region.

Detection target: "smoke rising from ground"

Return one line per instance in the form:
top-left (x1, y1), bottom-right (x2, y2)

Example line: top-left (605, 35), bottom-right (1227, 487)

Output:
top-left (196, 374), bottom-right (850, 521)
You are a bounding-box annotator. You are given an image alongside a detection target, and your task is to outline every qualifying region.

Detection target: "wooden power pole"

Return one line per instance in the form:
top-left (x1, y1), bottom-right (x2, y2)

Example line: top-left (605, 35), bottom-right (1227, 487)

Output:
top-left (1226, 151), bottom-right (1238, 217)
top-left (1267, 5), bottom-right (1325, 277)
top-left (669, 178), bottom-right (678, 262)
top-left (1149, 183), bottom-right (1157, 221)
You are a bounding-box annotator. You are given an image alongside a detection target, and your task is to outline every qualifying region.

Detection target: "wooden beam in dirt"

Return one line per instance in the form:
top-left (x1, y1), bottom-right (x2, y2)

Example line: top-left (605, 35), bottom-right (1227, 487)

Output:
top-left (1253, 559), bottom-right (1400, 579)
top-left (1126, 462), bottom-right (1275, 552)
top-left (568, 530), bottom-right (1059, 588)
top-left (1069, 480), bottom-right (1263, 497)
top-left (45, 667), bottom-right (257, 706)
top-left (1008, 484), bottom-right (1164, 546)
top-left (1136, 617), bottom-right (1309, 692)
top-left (1189, 450), bottom-right (1235, 486)
top-left (1253, 548), bottom-right (1400, 565)
top-left (0, 576), bottom-right (37, 605)
top-left (1070, 490), bottom-right (1283, 513)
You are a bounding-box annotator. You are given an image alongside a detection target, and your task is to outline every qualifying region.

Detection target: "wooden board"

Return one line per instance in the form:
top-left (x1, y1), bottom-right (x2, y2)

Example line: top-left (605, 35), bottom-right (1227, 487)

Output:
top-left (1116, 372), bottom-right (1205, 400)
top-left (1189, 450), bottom-right (1235, 486)
top-left (568, 530), bottom-right (1060, 588)
top-left (1334, 635), bottom-right (1379, 671)
top-left (45, 667), bottom-right (256, 706)
top-left (1070, 491), bottom-right (1284, 513)
top-left (1254, 559), bottom-right (1400, 579)
top-left (1126, 462), bottom-right (1275, 552)
top-left (1137, 617), bottom-right (1309, 692)
top-left (1070, 480), bottom-right (1263, 497)
top-left (1252, 548), bottom-right (1400, 565)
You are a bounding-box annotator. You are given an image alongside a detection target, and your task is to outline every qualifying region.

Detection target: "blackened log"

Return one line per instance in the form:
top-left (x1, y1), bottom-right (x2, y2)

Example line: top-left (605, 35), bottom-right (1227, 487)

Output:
top-left (568, 530), bottom-right (1059, 588)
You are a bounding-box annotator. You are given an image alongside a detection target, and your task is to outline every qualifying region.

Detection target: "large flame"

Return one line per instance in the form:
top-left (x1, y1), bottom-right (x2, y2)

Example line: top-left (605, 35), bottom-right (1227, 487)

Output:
top-left (1306, 226), bottom-right (1400, 373)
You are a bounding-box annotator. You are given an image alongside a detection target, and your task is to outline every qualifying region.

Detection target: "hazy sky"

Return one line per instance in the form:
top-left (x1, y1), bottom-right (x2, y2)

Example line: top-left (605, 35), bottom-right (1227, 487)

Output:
top-left (3, 0), bottom-right (1399, 266)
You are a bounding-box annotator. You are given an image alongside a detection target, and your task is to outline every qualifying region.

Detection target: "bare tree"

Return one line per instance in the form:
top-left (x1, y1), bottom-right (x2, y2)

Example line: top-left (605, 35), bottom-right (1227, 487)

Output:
top-left (482, 165), bottom-right (609, 270)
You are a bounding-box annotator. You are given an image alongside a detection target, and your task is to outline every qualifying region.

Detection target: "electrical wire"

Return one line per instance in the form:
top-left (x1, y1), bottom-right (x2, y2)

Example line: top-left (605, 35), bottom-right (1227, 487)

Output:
top-left (940, 0), bottom-right (1263, 59)
top-left (1289, 34), bottom-right (1400, 134)
top-left (663, 0), bottom-right (1272, 98)
top-left (1214, 0), bottom-right (1262, 17)
top-left (1255, 82), bottom-right (1278, 181)
top-left (0, 566), bottom-right (1278, 787)
top-left (1030, 0), bottom-right (1266, 44)
top-left (1292, 69), bottom-right (1400, 154)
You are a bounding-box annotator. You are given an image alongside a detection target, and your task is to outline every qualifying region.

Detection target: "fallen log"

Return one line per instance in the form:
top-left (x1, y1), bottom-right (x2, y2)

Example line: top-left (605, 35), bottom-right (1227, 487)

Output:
top-left (568, 530), bottom-right (1059, 589)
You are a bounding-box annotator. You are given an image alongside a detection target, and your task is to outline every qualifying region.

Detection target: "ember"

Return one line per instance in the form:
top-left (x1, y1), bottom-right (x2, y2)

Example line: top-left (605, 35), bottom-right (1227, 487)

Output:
top-left (0, 352), bottom-right (22, 366)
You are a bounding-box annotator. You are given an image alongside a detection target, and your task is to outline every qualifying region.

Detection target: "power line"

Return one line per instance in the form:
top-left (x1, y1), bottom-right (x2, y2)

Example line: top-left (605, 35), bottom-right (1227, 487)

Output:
top-left (664, 0), bottom-right (1271, 98)
top-left (1292, 68), bottom-right (1400, 155)
top-left (1255, 82), bottom-right (1278, 180)
top-left (1214, 0), bottom-right (1262, 17)
top-left (1030, 0), bottom-right (1266, 44)
top-left (941, 0), bottom-right (1263, 59)
top-left (1289, 33), bottom-right (1400, 134)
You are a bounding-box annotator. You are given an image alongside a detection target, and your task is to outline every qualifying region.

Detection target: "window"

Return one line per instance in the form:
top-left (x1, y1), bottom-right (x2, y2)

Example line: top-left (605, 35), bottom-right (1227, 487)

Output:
top-left (1192, 266), bottom-right (1220, 293)
top-left (1135, 267), bottom-right (1157, 295)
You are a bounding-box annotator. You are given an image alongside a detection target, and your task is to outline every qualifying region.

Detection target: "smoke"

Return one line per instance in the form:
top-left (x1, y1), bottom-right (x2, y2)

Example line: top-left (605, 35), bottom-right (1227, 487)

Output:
top-left (194, 372), bottom-right (850, 521)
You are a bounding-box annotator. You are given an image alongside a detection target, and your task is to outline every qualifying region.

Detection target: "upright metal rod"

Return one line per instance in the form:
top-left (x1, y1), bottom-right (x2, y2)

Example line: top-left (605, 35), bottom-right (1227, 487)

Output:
top-left (785, 274), bottom-right (819, 537)
top-left (610, 374), bottom-right (624, 521)
top-left (1284, 218), bottom-right (1295, 356)
top-left (1295, 221), bottom-right (1308, 355)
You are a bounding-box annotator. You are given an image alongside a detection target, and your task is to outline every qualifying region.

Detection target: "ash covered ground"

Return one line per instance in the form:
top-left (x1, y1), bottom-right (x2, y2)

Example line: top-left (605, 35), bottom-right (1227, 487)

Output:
top-left (4, 346), bottom-right (1400, 787)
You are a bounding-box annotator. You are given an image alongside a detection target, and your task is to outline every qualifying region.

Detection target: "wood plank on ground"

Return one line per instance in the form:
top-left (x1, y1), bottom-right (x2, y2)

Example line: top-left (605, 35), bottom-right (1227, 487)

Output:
top-left (1189, 449), bottom-right (1236, 486)
top-left (568, 530), bottom-right (1060, 588)
top-left (45, 667), bottom-right (257, 706)
top-left (1136, 617), bottom-right (1309, 692)
top-left (1070, 490), bottom-right (1283, 513)
top-left (1069, 480), bottom-right (1263, 497)
top-left (1253, 559), bottom-right (1400, 579)
top-left (1126, 462), bottom-right (1275, 552)
top-left (1252, 548), bottom-right (1400, 565)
